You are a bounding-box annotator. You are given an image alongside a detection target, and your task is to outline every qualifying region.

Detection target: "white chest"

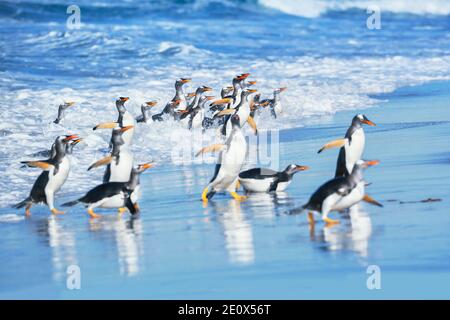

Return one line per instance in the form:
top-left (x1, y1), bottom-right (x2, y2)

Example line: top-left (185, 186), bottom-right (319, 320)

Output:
top-left (46, 157), bottom-right (70, 193)
top-left (345, 128), bottom-right (365, 173)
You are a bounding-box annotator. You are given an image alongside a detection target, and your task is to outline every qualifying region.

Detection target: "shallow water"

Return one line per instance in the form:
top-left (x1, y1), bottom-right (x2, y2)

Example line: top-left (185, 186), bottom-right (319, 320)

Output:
top-left (1, 0), bottom-right (450, 299)
top-left (1, 80), bottom-right (450, 299)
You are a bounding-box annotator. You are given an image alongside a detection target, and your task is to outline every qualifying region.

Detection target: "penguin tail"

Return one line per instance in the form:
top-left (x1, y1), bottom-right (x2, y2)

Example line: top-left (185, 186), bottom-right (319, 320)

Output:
top-left (62, 199), bottom-right (80, 207)
top-left (13, 197), bottom-right (31, 209)
top-left (286, 203), bottom-right (308, 215)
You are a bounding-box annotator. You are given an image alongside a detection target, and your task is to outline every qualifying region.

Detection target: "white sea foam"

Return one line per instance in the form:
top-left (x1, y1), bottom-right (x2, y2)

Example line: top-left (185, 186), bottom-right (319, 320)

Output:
top-left (259, 0), bottom-right (450, 17)
top-left (2, 55), bottom-right (450, 207)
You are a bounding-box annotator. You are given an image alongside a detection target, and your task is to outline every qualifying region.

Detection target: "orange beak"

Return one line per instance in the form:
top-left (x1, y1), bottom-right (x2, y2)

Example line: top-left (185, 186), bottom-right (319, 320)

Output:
top-left (365, 160), bottom-right (380, 167)
top-left (363, 119), bottom-right (376, 126)
top-left (145, 101), bottom-right (157, 107)
top-left (181, 78), bottom-right (191, 83)
top-left (278, 87), bottom-right (287, 92)
top-left (295, 165), bottom-right (310, 171)
top-left (237, 73), bottom-right (250, 80)
top-left (205, 96), bottom-right (215, 101)
top-left (247, 81), bottom-right (257, 85)
top-left (63, 134), bottom-right (79, 142)
top-left (120, 125), bottom-right (134, 132)
top-left (119, 97), bottom-right (129, 101)
top-left (140, 163), bottom-right (154, 170)
top-left (247, 89), bottom-right (258, 93)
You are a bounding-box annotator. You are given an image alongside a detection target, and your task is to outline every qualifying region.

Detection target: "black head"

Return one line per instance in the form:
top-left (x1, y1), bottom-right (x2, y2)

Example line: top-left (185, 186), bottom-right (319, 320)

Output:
top-left (175, 78), bottom-right (191, 89)
top-left (230, 114), bottom-right (240, 127)
top-left (284, 164), bottom-right (310, 175)
top-left (116, 97), bottom-right (129, 113)
top-left (353, 114), bottom-right (376, 127)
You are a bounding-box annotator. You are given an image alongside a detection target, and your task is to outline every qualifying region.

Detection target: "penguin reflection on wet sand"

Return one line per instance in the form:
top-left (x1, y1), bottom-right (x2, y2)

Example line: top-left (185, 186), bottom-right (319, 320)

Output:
top-left (239, 164), bottom-right (310, 193)
top-left (63, 163), bottom-right (153, 218)
top-left (14, 134), bottom-right (79, 216)
top-left (290, 160), bottom-right (382, 226)
top-left (318, 114), bottom-right (376, 177)
top-left (53, 101), bottom-right (75, 124)
top-left (197, 114), bottom-right (247, 205)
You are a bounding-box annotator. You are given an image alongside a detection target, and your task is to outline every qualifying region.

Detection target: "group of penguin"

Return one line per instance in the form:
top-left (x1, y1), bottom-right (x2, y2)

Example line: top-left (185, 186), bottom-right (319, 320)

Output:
top-left (14, 73), bottom-right (382, 225)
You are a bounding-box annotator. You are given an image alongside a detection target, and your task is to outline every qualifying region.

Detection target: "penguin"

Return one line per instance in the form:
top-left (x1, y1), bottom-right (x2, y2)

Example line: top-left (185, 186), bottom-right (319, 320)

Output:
top-left (188, 95), bottom-right (215, 130)
top-left (53, 101), bottom-right (75, 124)
top-left (239, 164), bottom-right (309, 193)
top-left (217, 89), bottom-right (258, 137)
top-left (172, 78), bottom-right (191, 112)
top-left (198, 114), bottom-right (247, 205)
top-left (259, 87), bottom-right (286, 119)
top-left (180, 86), bottom-right (213, 120)
top-left (88, 125), bottom-right (134, 183)
top-left (14, 134), bottom-right (79, 216)
top-left (93, 97), bottom-right (136, 146)
top-left (151, 99), bottom-right (181, 122)
top-left (62, 163), bottom-right (153, 218)
top-left (318, 114), bottom-right (376, 177)
top-left (292, 159), bottom-right (382, 226)
top-left (136, 101), bottom-right (157, 123)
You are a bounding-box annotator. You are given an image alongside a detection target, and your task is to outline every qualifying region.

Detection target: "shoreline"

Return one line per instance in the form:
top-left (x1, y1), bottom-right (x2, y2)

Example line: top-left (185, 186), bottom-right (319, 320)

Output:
top-left (1, 80), bottom-right (449, 299)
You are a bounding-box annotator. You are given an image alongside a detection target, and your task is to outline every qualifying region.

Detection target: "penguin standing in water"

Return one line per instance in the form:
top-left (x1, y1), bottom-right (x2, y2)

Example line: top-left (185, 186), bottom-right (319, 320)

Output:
top-left (136, 101), bottom-right (157, 123)
top-left (53, 101), bottom-right (75, 124)
top-left (292, 160), bottom-right (382, 226)
top-left (14, 134), bottom-right (79, 216)
top-left (216, 89), bottom-right (259, 138)
top-left (63, 163), bottom-right (153, 218)
top-left (318, 114), bottom-right (376, 177)
top-left (188, 95), bottom-right (215, 130)
top-left (93, 97), bottom-right (136, 146)
top-left (88, 125), bottom-right (134, 183)
top-left (259, 87), bottom-right (286, 119)
top-left (239, 164), bottom-right (310, 193)
top-left (198, 114), bottom-right (248, 205)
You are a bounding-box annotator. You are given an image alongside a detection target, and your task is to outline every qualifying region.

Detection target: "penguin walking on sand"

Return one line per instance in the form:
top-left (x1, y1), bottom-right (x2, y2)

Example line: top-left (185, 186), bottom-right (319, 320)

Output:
top-left (197, 114), bottom-right (248, 205)
top-left (239, 164), bottom-right (310, 193)
top-left (318, 114), bottom-right (376, 177)
top-left (53, 101), bottom-right (75, 124)
top-left (14, 134), bottom-right (79, 216)
top-left (63, 163), bottom-right (153, 218)
top-left (88, 125), bottom-right (134, 183)
top-left (290, 160), bottom-right (382, 226)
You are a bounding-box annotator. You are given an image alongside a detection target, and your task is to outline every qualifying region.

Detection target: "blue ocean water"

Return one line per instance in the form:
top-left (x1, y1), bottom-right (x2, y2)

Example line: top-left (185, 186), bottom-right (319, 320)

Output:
top-left (1, 0), bottom-right (450, 299)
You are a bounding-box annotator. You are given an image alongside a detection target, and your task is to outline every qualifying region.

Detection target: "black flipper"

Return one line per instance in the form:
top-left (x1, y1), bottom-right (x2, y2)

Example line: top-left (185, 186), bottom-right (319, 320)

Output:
top-left (268, 178), bottom-right (280, 192)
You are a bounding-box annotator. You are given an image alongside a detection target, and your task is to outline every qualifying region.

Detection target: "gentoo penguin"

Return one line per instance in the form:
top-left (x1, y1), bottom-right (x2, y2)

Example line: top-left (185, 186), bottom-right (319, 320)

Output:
top-left (172, 78), bottom-right (191, 111)
top-left (88, 125), bottom-right (134, 183)
top-left (218, 89), bottom-right (258, 137)
top-left (188, 95), bottom-right (215, 130)
top-left (136, 101), bottom-right (157, 123)
top-left (180, 86), bottom-right (213, 120)
top-left (259, 87), bottom-right (286, 119)
top-left (239, 164), bottom-right (310, 193)
top-left (14, 134), bottom-right (79, 216)
top-left (151, 99), bottom-right (181, 121)
top-left (63, 163), bottom-right (153, 218)
top-left (54, 101), bottom-right (75, 124)
top-left (293, 159), bottom-right (382, 226)
top-left (198, 114), bottom-right (247, 205)
top-left (318, 114), bottom-right (376, 177)
top-left (93, 97), bottom-right (136, 146)
top-left (65, 138), bottom-right (82, 155)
